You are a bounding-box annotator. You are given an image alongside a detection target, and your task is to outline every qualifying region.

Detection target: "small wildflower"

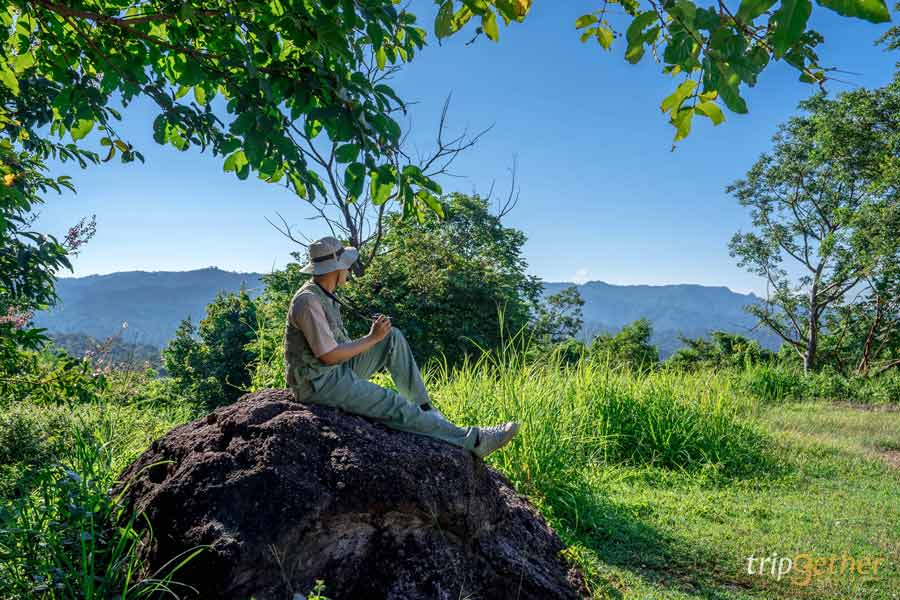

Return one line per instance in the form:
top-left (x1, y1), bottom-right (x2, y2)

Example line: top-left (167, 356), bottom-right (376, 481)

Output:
top-left (0, 306), bottom-right (32, 329)
top-left (64, 214), bottom-right (97, 256)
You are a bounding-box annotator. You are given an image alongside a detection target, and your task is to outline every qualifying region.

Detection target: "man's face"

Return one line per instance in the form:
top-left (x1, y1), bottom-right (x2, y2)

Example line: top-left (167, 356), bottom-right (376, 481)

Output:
top-left (336, 268), bottom-right (349, 286)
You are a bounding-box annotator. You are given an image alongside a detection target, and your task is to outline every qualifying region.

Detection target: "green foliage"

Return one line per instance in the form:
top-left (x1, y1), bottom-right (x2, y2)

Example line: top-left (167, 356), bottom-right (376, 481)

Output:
top-left (0, 402), bottom-right (201, 598)
top-left (530, 284), bottom-right (585, 345)
top-left (0, 142), bottom-right (78, 357)
top-left (877, 2), bottom-right (900, 49)
top-left (728, 74), bottom-right (900, 373)
top-left (0, 346), bottom-right (107, 406)
top-left (2, 1), bottom-right (453, 217)
top-left (589, 318), bottom-right (660, 373)
top-left (667, 330), bottom-right (776, 371)
top-left (433, 0), bottom-right (531, 40)
top-left (547, 337), bottom-right (590, 367)
top-left (576, 0), bottom-right (892, 143)
top-left (162, 290), bottom-right (258, 408)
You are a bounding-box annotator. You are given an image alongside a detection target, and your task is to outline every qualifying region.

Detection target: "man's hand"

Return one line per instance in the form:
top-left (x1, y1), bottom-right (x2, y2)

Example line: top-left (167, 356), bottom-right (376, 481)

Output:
top-left (318, 315), bottom-right (392, 365)
top-left (368, 314), bottom-right (392, 342)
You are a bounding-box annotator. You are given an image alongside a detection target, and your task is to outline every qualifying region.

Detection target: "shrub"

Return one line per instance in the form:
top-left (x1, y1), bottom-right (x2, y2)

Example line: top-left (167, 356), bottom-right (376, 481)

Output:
top-left (0, 402), bottom-right (199, 597)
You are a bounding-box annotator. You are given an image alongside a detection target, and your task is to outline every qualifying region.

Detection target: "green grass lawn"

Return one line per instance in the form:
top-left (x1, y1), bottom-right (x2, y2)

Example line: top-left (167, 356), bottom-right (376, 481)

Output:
top-left (547, 402), bottom-right (900, 599)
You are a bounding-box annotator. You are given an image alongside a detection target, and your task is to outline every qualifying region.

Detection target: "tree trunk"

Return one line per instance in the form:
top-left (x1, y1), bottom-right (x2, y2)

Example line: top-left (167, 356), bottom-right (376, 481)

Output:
top-left (804, 295), bottom-right (819, 374)
top-left (803, 314), bottom-right (817, 373)
top-left (856, 298), bottom-right (883, 376)
top-left (804, 267), bottom-right (825, 374)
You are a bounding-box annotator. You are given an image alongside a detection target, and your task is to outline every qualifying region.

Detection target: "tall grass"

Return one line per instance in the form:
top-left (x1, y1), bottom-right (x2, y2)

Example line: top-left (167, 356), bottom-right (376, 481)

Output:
top-left (426, 324), bottom-right (772, 503)
top-left (0, 402), bottom-right (203, 598)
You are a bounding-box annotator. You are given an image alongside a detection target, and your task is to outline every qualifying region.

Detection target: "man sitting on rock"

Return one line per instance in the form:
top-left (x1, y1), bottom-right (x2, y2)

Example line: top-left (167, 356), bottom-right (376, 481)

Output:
top-left (284, 236), bottom-right (520, 458)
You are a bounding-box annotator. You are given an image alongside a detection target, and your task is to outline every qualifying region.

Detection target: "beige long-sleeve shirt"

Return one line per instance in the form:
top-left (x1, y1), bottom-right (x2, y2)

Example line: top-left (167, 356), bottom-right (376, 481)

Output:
top-left (289, 294), bottom-right (339, 358)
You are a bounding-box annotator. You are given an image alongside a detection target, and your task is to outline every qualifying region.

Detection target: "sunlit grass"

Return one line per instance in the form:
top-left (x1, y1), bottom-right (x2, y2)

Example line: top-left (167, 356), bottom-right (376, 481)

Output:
top-left (424, 325), bottom-right (771, 501)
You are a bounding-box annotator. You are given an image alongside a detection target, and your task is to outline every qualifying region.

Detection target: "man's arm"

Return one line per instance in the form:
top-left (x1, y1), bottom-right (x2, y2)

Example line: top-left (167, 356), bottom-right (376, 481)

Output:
top-left (319, 315), bottom-right (392, 365)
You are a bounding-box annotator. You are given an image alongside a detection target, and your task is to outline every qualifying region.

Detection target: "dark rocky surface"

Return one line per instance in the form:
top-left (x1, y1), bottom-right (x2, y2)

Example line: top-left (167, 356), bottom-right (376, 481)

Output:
top-left (114, 389), bottom-right (588, 600)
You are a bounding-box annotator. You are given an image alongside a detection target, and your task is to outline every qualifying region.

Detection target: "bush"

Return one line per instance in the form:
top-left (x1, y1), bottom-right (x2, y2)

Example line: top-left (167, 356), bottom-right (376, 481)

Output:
top-left (588, 318), bottom-right (660, 374)
top-left (0, 347), bottom-right (107, 407)
top-left (0, 402), bottom-right (198, 597)
top-left (162, 290), bottom-right (258, 409)
top-left (735, 363), bottom-right (807, 404)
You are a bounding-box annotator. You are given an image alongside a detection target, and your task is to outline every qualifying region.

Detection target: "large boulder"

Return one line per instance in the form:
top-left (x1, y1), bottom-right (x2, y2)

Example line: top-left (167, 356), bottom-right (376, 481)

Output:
top-left (114, 389), bottom-right (588, 600)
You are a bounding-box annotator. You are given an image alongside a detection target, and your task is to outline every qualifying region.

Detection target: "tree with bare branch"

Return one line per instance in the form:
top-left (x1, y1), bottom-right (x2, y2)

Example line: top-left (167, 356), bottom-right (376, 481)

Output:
top-left (267, 72), bottom-right (496, 278)
top-left (728, 75), bottom-right (900, 373)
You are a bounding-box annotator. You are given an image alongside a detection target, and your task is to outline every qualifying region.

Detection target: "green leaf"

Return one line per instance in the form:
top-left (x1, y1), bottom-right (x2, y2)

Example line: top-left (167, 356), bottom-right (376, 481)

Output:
top-left (771, 0), bottom-right (813, 58)
top-left (716, 65), bottom-right (749, 114)
top-left (435, 1), bottom-right (454, 38)
top-left (0, 64), bottom-right (19, 96)
top-left (694, 101), bottom-right (725, 125)
top-left (418, 189), bottom-right (445, 218)
top-left (660, 79), bottom-right (697, 116)
top-left (625, 44), bottom-right (645, 63)
top-left (375, 46), bottom-right (387, 70)
top-left (11, 52), bottom-right (34, 72)
top-left (70, 119), bottom-right (94, 141)
top-left (344, 162), bottom-right (366, 199)
top-left (304, 119), bottom-right (323, 139)
top-left (335, 143), bottom-right (360, 163)
top-left (290, 173), bottom-right (308, 199)
top-left (672, 107), bottom-right (694, 141)
top-left (737, 0), bottom-right (778, 21)
top-left (482, 11), bottom-right (499, 41)
top-left (193, 85), bottom-right (207, 105)
top-left (223, 150), bottom-right (248, 173)
top-left (370, 165), bottom-right (395, 205)
top-left (815, 0), bottom-right (890, 22)
top-left (625, 10), bottom-right (657, 63)
top-left (626, 11), bottom-right (658, 45)
top-left (596, 26), bottom-right (614, 50)
top-left (575, 14), bottom-right (598, 28)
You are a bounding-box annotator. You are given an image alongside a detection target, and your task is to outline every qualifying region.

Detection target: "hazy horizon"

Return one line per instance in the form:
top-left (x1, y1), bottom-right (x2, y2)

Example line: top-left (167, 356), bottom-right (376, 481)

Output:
top-left (52, 265), bottom-right (762, 297)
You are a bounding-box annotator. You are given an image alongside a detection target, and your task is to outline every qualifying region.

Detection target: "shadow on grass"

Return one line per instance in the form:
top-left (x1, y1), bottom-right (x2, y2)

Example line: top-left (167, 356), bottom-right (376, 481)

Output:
top-left (542, 474), bottom-right (790, 600)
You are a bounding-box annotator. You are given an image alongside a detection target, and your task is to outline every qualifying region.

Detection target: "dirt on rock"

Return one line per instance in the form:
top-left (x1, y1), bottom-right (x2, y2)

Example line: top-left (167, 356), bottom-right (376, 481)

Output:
top-left (113, 389), bottom-right (588, 600)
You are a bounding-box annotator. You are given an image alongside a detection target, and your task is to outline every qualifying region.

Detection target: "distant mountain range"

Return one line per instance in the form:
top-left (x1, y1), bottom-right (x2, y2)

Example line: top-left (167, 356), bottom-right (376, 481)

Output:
top-left (541, 281), bottom-right (781, 357)
top-left (34, 268), bottom-right (265, 351)
top-left (33, 268), bottom-right (780, 359)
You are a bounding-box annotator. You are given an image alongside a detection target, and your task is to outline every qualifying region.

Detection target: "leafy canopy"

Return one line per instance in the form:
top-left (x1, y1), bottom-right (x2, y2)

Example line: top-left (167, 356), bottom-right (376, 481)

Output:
top-left (2, 0), bottom-right (893, 223)
top-left (2, 0), bottom-right (449, 218)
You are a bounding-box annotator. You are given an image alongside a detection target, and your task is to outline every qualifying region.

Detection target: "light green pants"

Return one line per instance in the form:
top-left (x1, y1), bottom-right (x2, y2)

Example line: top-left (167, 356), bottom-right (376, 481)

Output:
top-left (307, 328), bottom-right (479, 451)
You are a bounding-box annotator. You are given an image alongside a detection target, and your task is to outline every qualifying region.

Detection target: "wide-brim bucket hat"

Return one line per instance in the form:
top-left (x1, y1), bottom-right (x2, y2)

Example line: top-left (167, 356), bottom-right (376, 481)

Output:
top-left (299, 236), bottom-right (359, 274)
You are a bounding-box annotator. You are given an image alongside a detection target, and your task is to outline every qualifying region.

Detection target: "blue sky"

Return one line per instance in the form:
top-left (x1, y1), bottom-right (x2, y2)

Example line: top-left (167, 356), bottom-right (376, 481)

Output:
top-left (36, 2), bottom-right (898, 295)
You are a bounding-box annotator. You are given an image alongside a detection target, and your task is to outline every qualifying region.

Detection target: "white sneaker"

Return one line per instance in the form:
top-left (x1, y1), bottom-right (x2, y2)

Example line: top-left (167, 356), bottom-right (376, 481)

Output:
top-left (472, 422), bottom-right (520, 458)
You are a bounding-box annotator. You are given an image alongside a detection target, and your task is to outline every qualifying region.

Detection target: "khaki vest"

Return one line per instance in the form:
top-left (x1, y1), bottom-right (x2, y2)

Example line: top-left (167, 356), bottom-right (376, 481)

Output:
top-left (283, 279), bottom-right (352, 401)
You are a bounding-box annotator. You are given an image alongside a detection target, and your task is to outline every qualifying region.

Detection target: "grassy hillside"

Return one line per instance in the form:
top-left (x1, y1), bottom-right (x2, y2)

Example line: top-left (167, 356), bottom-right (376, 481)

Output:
top-left (2, 340), bottom-right (897, 598)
